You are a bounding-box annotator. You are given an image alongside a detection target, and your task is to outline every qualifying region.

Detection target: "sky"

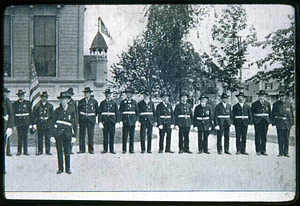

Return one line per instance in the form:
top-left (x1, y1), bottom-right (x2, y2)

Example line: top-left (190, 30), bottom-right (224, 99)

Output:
top-left (83, 4), bottom-right (294, 81)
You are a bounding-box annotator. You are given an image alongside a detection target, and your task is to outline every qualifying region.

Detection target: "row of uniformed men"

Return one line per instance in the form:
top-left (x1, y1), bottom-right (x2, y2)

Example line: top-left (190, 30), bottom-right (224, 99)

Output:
top-left (3, 87), bottom-right (294, 174)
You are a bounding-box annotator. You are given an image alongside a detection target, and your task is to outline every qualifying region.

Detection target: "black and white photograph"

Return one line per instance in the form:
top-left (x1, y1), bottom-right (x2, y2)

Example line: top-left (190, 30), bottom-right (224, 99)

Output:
top-left (2, 4), bottom-right (296, 202)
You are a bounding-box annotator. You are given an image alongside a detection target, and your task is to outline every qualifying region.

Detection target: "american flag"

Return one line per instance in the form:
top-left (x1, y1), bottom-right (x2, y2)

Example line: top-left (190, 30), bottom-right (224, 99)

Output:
top-left (99, 17), bottom-right (112, 39)
top-left (29, 47), bottom-right (40, 109)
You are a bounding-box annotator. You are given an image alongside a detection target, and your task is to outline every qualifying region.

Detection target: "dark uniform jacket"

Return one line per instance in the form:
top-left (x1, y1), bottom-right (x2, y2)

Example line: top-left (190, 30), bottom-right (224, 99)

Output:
top-left (13, 99), bottom-right (32, 127)
top-left (193, 104), bottom-right (213, 130)
top-left (232, 102), bottom-right (253, 126)
top-left (138, 100), bottom-right (156, 125)
top-left (52, 106), bottom-right (78, 139)
top-left (251, 100), bottom-right (271, 125)
top-left (213, 102), bottom-right (232, 127)
top-left (98, 99), bottom-right (120, 124)
top-left (174, 102), bottom-right (193, 127)
top-left (156, 102), bottom-right (175, 127)
top-left (78, 97), bottom-right (98, 125)
top-left (272, 100), bottom-right (294, 130)
top-left (3, 97), bottom-right (14, 129)
top-left (119, 98), bottom-right (139, 126)
top-left (33, 101), bottom-right (54, 128)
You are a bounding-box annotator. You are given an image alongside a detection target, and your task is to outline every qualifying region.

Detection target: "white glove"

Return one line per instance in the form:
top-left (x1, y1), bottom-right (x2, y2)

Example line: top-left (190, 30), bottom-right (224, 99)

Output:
top-left (6, 128), bottom-right (13, 137)
top-left (50, 137), bottom-right (56, 143)
top-left (99, 122), bottom-right (104, 129)
top-left (33, 124), bottom-right (37, 130)
top-left (175, 125), bottom-right (179, 130)
top-left (153, 122), bottom-right (158, 127)
top-left (120, 121), bottom-right (123, 127)
top-left (54, 124), bottom-right (58, 128)
top-left (215, 125), bottom-right (220, 130)
top-left (193, 127), bottom-right (198, 132)
top-left (170, 124), bottom-right (175, 129)
top-left (230, 125), bottom-right (234, 130)
top-left (158, 125), bottom-right (163, 129)
top-left (190, 125), bottom-right (194, 130)
top-left (116, 122), bottom-right (121, 128)
top-left (29, 125), bottom-right (33, 129)
top-left (208, 127), bottom-right (212, 131)
top-left (4, 115), bottom-right (8, 122)
top-left (71, 137), bottom-right (77, 143)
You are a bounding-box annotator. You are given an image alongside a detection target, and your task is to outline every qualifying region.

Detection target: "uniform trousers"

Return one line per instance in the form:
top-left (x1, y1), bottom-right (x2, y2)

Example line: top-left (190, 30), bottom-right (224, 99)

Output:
top-left (254, 120), bottom-right (269, 153)
top-left (217, 122), bottom-right (230, 153)
top-left (37, 127), bottom-right (51, 154)
top-left (122, 124), bottom-right (135, 152)
top-left (55, 132), bottom-right (71, 171)
top-left (17, 126), bottom-right (29, 154)
top-left (102, 121), bottom-right (116, 152)
top-left (159, 124), bottom-right (172, 151)
top-left (79, 121), bottom-right (95, 153)
top-left (197, 128), bottom-right (209, 152)
top-left (277, 128), bottom-right (290, 155)
top-left (235, 124), bottom-right (248, 153)
top-left (4, 129), bottom-right (7, 173)
top-left (6, 137), bottom-right (11, 155)
top-left (178, 126), bottom-right (190, 152)
top-left (140, 120), bottom-right (153, 152)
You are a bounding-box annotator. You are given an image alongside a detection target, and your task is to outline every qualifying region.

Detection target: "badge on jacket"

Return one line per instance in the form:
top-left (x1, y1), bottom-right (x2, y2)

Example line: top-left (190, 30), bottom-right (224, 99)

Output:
top-left (206, 110), bottom-right (209, 115)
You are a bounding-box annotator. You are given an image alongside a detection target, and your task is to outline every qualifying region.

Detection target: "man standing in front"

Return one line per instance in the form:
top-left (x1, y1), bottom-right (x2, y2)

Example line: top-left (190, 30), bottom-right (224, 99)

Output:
top-left (193, 94), bottom-right (213, 154)
top-left (66, 87), bottom-right (78, 155)
top-left (52, 92), bottom-right (77, 174)
top-left (32, 91), bottom-right (54, 155)
top-left (156, 91), bottom-right (175, 153)
top-left (251, 90), bottom-right (272, 156)
top-left (232, 92), bottom-right (252, 155)
top-left (77, 87), bottom-right (98, 154)
top-left (13, 89), bottom-right (32, 156)
top-left (272, 90), bottom-right (294, 157)
top-left (119, 88), bottom-right (139, 154)
top-left (174, 91), bottom-right (193, 154)
top-left (138, 91), bottom-right (156, 154)
top-left (3, 87), bottom-right (14, 173)
top-left (214, 93), bottom-right (232, 155)
top-left (98, 88), bottom-right (120, 154)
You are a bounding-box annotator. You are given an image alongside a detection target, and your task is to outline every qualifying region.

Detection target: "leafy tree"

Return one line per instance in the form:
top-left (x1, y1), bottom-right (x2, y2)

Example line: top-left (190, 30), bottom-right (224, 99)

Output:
top-left (210, 5), bottom-right (257, 93)
top-left (247, 15), bottom-right (295, 95)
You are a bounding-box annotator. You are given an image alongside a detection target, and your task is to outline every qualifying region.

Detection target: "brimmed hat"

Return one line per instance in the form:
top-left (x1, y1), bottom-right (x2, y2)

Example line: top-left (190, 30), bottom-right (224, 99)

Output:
top-left (16, 89), bottom-right (26, 96)
top-left (104, 88), bottom-right (112, 94)
top-left (40, 91), bottom-right (49, 98)
top-left (220, 93), bottom-right (229, 99)
top-left (67, 88), bottom-right (74, 95)
top-left (3, 87), bottom-right (10, 93)
top-left (256, 90), bottom-right (268, 96)
top-left (180, 91), bottom-right (189, 98)
top-left (83, 87), bottom-right (93, 93)
top-left (57, 92), bottom-right (71, 99)
top-left (199, 94), bottom-right (209, 100)
top-left (125, 88), bottom-right (134, 93)
top-left (278, 90), bottom-right (286, 96)
top-left (235, 92), bottom-right (246, 98)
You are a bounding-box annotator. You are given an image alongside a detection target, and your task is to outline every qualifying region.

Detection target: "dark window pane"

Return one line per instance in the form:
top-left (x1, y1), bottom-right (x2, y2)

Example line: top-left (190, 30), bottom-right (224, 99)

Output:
top-left (3, 16), bottom-right (11, 77)
top-left (44, 17), bottom-right (56, 45)
top-left (34, 16), bottom-right (45, 46)
top-left (44, 47), bottom-right (56, 76)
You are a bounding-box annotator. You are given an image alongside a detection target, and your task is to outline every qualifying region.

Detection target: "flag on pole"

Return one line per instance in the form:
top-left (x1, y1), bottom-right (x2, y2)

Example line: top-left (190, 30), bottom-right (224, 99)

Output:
top-left (99, 17), bottom-right (112, 39)
top-left (29, 46), bottom-right (40, 110)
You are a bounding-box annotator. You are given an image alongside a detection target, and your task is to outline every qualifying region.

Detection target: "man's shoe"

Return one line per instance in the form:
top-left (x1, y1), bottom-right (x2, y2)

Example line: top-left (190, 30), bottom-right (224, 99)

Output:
top-left (158, 150), bottom-right (163, 153)
top-left (225, 152), bottom-right (231, 155)
top-left (89, 151), bottom-right (94, 154)
top-left (36, 152), bottom-right (42, 156)
top-left (198, 151), bottom-right (202, 154)
top-left (165, 150), bottom-right (174, 153)
top-left (179, 150), bottom-right (183, 154)
top-left (256, 152), bottom-right (261, 156)
top-left (110, 151), bottom-right (116, 154)
top-left (141, 151), bottom-right (145, 154)
top-left (277, 154), bottom-right (283, 157)
top-left (261, 153), bottom-right (268, 156)
top-left (66, 170), bottom-right (72, 174)
top-left (24, 153), bottom-right (30, 156)
top-left (236, 151), bottom-right (241, 155)
top-left (147, 151), bottom-right (152, 154)
top-left (241, 152), bottom-right (249, 155)
top-left (77, 151), bottom-right (85, 154)
top-left (56, 170), bottom-right (63, 174)
top-left (218, 151), bottom-right (222, 155)
top-left (70, 152), bottom-right (74, 154)
top-left (284, 154), bottom-right (290, 157)
top-left (16, 153), bottom-right (21, 156)
top-left (6, 153), bottom-right (12, 156)
top-left (204, 151), bottom-right (211, 154)
top-left (129, 151), bottom-right (135, 154)
top-left (46, 152), bottom-right (52, 155)
top-left (122, 151), bottom-right (126, 154)
top-left (101, 150), bottom-right (107, 154)
top-left (185, 150), bottom-right (192, 154)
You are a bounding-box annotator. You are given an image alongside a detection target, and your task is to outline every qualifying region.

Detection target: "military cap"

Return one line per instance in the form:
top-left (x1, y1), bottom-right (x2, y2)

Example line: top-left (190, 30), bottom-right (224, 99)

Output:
top-left (104, 88), bottom-right (112, 94)
top-left (16, 89), bottom-right (26, 96)
top-left (256, 90), bottom-right (268, 96)
top-left (235, 92), bottom-right (247, 97)
top-left (66, 88), bottom-right (74, 95)
top-left (40, 91), bottom-right (49, 98)
top-left (57, 92), bottom-right (71, 99)
top-left (199, 94), bottom-right (209, 100)
top-left (180, 91), bottom-right (189, 98)
top-left (220, 92), bottom-right (229, 99)
top-left (83, 87), bottom-right (93, 93)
